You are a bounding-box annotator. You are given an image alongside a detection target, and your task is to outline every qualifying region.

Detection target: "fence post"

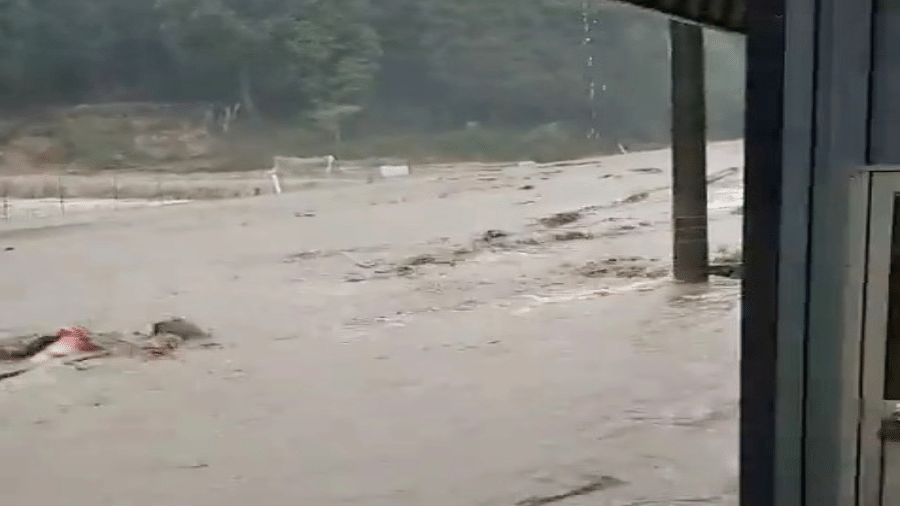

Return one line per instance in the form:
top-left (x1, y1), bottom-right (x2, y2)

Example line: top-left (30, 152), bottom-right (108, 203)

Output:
top-left (112, 173), bottom-right (118, 210)
top-left (2, 183), bottom-right (8, 221)
top-left (58, 175), bottom-right (65, 215)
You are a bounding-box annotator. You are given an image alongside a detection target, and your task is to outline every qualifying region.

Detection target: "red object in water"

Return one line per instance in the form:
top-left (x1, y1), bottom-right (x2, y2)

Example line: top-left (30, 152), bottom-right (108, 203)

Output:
top-left (54, 326), bottom-right (100, 353)
top-left (29, 326), bottom-right (100, 363)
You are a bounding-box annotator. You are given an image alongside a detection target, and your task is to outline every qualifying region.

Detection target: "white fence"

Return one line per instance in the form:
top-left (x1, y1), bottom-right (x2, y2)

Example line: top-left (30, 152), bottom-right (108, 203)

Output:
top-left (0, 155), bottom-right (415, 222)
top-left (0, 196), bottom-right (188, 221)
top-left (0, 172), bottom-right (279, 222)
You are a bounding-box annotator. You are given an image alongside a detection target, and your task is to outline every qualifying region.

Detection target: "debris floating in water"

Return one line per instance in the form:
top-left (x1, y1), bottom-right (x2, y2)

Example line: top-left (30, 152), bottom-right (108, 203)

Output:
top-left (0, 318), bottom-right (214, 381)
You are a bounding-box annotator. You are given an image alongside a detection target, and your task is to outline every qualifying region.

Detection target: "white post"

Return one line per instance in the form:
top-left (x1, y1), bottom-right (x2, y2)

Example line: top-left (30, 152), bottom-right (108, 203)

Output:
top-left (326, 155), bottom-right (335, 175)
top-left (268, 169), bottom-right (282, 194)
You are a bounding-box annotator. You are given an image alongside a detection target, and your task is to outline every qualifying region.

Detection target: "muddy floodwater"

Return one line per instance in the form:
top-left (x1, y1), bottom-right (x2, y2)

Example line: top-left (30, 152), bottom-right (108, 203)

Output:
top-left (0, 141), bottom-right (743, 506)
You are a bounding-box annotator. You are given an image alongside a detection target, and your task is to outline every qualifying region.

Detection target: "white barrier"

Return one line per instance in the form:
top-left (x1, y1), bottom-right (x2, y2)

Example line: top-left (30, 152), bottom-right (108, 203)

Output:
top-left (379, 165), bottom-right (411, 178)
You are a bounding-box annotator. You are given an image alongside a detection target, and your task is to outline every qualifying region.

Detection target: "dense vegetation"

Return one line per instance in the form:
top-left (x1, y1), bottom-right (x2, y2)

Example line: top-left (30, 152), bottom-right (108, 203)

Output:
top-left (0, 0), bottom-right (745, 161)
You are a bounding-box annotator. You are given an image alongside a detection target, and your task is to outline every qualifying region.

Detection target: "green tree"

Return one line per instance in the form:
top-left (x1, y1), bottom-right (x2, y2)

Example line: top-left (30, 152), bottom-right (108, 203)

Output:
top-left (418, 0), bottom-right (589, 126)
top-left (0, 0), bottom-right (745, 155)
top-left (157, 0), bottom-right (381, 119)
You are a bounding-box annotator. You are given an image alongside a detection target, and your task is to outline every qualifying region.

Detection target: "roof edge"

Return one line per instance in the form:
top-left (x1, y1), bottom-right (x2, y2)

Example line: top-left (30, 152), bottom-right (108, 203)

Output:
top-left (609, 0), bottom-right (746, 33)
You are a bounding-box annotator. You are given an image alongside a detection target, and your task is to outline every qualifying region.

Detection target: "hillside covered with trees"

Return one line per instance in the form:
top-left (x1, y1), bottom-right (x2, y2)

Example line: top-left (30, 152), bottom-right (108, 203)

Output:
top-left (0, 0), bottom-right (744, 164)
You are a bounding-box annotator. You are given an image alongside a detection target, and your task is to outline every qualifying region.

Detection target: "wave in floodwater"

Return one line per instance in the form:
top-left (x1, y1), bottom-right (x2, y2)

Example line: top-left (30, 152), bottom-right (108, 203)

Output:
top-left (708, 188), bottom-right (743, 211)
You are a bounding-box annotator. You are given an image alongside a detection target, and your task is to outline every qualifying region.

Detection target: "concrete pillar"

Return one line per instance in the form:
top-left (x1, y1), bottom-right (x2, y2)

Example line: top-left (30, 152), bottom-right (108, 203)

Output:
top-left (669, 20), bottom-right (709, 283)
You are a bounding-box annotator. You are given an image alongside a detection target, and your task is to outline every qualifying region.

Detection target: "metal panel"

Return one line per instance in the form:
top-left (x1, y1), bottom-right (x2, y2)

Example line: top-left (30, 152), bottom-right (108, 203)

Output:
top-left (851, 171), bottom-right (900, 506)
top-left (740, 0), bottom-right (802, 503)
top-left (804, 0), bottom-right (875, 502)
top-left (870, 0), bottom-right (900, 163)
top-left (885, 437), bottom-right (900, 506)
top-left (847, 171), bottom-right (874, 505)
top-left (742, 0), bottom-right (875, 504)
top-left (859, 172), bottom-right (896, 505)
top-left (772, 0), bottom-right (817, 503)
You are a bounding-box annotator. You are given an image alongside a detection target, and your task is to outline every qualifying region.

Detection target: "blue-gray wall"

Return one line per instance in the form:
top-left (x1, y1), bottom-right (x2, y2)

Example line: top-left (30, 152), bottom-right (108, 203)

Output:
top-left (871, 0), bottom-right (900, 162)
